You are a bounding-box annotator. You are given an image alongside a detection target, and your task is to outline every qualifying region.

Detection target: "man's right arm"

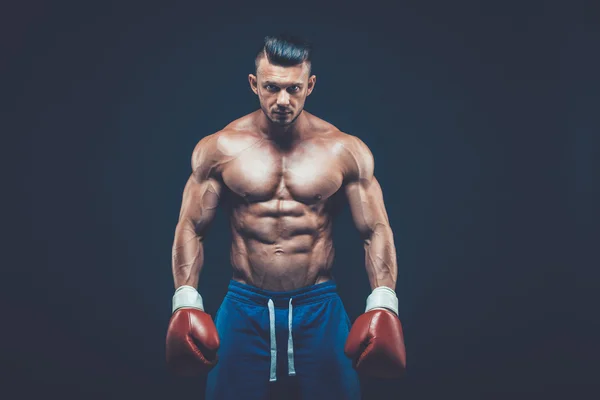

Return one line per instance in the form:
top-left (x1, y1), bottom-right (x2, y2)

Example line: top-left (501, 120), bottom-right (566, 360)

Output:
top-left (166, 134), bottom-right (223, 376)
top-left (172, 134), bottom-right (223, 289)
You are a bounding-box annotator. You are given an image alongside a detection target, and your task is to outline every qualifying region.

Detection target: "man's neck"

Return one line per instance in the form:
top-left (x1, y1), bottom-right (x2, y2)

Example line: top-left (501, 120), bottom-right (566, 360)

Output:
top-left (255, 110), bottom-right (307, 147)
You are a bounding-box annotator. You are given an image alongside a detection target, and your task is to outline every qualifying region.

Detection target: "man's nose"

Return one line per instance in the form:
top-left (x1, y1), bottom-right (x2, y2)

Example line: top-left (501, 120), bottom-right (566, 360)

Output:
top-left (276, 90), bottom-right (290, 106)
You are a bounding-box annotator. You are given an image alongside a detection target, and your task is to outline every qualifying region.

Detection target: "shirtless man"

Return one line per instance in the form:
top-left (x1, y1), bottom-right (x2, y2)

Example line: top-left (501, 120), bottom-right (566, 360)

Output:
top-left (166, 35), bottom-right (406, 400)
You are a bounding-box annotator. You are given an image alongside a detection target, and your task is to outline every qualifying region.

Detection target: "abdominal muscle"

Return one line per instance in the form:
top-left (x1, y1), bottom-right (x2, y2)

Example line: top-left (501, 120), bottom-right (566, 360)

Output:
top-left (228, 201), bottom-right (336, 291)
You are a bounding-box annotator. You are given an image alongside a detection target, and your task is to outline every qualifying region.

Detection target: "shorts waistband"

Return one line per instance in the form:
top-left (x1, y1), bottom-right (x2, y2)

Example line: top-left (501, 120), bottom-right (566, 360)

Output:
top-left (226, 279), bottom-right (338, 308)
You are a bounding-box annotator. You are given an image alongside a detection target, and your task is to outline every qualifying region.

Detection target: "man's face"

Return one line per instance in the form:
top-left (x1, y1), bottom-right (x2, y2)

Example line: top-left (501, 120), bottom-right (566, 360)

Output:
top-left (249, 58), bottom-right (316, 127)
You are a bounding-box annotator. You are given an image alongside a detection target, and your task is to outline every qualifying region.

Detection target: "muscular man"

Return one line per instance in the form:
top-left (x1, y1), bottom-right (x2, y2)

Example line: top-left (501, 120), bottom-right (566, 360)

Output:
top-left (166, 35), bottom-right (406, 400)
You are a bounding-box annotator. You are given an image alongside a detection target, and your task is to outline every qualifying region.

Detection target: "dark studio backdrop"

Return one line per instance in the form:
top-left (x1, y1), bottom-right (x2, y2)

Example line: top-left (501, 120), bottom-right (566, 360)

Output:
top-left (5, 0), bottom-right (597, 399)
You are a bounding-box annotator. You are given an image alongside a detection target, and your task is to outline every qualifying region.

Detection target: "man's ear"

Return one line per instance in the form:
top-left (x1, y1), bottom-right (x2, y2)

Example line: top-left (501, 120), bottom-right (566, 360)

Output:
top-left (306, 75), bottom-right (317, 96)
top-left (248, 74), bottom-right (258, 95)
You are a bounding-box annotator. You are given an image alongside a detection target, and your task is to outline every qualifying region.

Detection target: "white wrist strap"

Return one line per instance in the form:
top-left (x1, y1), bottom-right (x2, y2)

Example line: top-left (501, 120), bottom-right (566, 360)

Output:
top-left (172, 285), bottom-right (204, 313)
top-left (365, 286), bottom-right (398, 315)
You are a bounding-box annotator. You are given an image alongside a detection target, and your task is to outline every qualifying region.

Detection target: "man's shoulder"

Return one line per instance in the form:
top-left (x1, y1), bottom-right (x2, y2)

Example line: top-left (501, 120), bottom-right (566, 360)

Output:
top-left (323, 131), bottom-right (373, 181)
top-left (322, 129), bottom-right (371, 161)
top-left (191, 125), bottom-right (262, 173)
top-left (212, 128), bottom-right (262, 153)
top-left (304, 113), bottom-right (370, 151)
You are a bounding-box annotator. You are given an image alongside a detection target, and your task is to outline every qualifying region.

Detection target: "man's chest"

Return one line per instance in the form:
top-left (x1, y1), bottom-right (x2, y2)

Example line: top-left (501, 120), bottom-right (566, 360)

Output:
top-left (220, 141), bottom-right (345, 203)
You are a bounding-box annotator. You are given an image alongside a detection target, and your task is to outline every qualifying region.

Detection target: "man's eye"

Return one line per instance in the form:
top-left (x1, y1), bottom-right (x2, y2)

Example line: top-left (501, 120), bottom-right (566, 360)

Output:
top-left (288, 86), bottom-right (300, 92)
top-left (266, 85), bottom-right (278, 91)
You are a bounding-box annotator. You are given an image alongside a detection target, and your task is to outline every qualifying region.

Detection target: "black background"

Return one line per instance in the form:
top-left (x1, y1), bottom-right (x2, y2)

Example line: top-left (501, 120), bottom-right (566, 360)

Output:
top-left (5, 0), bottom-right (598, 399)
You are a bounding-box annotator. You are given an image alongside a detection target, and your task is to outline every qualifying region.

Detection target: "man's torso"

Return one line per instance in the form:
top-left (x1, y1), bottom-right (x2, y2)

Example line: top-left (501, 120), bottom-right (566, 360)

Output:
top-left (207, 111), bottom-right (359, 291)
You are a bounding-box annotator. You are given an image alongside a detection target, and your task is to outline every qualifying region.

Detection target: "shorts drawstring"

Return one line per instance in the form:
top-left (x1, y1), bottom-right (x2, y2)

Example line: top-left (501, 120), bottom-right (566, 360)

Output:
top-left (287, 298), bottom-right (296, 376)
top-left (267, 298), bottom-right (296, 382)
top-left (267, 299), bottom-right (277, 382)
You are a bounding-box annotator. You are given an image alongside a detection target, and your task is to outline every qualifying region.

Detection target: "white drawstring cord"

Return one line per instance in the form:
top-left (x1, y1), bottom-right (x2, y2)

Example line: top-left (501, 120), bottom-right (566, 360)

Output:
top-left (287, 298), bottom-right (296, 376)
top-left (267, 298), bottom-right (296, 382)
top-left (268, 299), bottom-right (277, 382)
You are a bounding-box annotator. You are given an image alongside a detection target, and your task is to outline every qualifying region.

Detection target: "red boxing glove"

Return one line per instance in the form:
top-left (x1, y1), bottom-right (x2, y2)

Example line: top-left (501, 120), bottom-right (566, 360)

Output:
top-left (166, 286), bottom-right (220, 376)
top-left (345, 287), bottom-right (406, 378)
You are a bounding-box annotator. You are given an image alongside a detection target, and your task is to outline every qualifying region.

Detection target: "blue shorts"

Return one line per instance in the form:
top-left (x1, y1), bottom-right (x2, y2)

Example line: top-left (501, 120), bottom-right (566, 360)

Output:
top-left (205, 279), bottom-right (361, 400)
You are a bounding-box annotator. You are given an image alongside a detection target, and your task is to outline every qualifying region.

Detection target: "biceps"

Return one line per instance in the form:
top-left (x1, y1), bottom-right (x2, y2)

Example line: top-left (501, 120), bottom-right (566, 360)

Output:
top-left (178, 175), bottom-right (222, 235)
top-left (345, 177), bottom-right (389, 238)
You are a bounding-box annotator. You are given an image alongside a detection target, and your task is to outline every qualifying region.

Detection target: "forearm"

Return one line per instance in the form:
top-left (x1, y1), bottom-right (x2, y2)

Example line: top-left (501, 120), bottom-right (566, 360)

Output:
top-left (364, 223), bottom-right (398, 290)
top-left (172, 220), bottom-right (205, 288)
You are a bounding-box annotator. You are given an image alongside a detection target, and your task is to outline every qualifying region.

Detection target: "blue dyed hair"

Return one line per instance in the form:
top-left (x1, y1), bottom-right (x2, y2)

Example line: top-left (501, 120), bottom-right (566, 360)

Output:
top-left (255, 34), bottom-right (313, 73)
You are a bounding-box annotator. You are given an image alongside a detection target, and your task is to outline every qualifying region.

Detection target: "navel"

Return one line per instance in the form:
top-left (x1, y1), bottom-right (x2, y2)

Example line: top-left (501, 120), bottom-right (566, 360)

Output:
top-left (274, 247), bottom-right (285, 255)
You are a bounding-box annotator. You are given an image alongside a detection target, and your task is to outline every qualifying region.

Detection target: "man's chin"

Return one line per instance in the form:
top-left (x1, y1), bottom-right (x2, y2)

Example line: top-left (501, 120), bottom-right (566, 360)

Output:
top-left (270, 114), bottom-right (293, 126)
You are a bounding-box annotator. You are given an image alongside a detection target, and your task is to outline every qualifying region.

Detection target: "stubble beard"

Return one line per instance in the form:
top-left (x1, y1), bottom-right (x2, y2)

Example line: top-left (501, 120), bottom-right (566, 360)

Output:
top-left (262, 105), bottom-right (303, 128)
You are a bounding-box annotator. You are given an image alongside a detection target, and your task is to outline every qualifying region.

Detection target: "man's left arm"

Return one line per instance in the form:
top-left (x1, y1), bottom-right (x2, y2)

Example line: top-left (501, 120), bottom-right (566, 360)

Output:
top-left (345, 172), bottom-right (397, 291)
top-left (342, 136), bottom-right (406, 378)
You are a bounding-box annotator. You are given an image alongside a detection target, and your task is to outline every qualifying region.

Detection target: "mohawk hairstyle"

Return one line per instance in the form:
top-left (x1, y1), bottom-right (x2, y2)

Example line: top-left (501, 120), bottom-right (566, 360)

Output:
top-left (255, 34), bottom-right (313, 73)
